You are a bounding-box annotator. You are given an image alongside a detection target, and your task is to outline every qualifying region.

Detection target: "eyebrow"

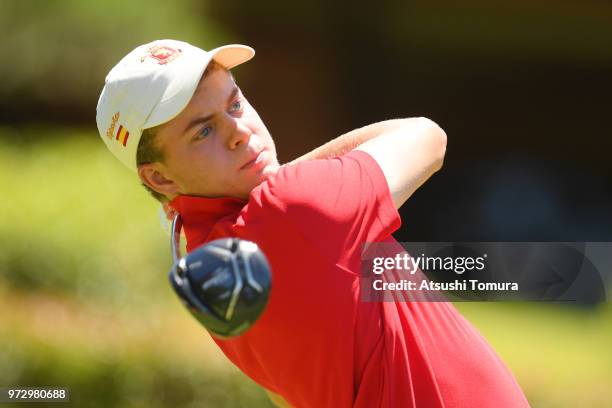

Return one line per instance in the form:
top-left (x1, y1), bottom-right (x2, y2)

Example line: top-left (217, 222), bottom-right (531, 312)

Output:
top-left (182, 86), bottom-right (240, 137)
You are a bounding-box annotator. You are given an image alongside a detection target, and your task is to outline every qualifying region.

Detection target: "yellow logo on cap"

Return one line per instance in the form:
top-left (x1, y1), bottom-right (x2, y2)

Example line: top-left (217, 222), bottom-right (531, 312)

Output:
top-left (106, 112), bottom-right (120, 139)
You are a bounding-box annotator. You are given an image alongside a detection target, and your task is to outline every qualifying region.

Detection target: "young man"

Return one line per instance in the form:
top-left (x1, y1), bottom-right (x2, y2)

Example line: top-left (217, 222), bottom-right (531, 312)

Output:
top-left (97, 39), bottom-right (529, 407)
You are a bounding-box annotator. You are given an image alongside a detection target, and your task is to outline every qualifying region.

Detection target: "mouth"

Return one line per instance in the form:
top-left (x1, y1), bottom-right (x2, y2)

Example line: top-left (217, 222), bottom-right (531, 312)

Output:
top-left (240, 148), bottom-right (266, 171)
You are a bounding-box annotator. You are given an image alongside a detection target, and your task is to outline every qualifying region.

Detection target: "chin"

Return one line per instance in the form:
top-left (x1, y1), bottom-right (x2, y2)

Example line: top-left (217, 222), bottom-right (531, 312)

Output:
top-left (243, 165), bottom-right (278, 195)
top-left (262, 162), bottom-right (280, 178)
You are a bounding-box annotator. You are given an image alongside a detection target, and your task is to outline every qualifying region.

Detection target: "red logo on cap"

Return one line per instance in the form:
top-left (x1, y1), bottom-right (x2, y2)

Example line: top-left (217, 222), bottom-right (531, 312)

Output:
top-left (141, 45), bottom-right (182, 65)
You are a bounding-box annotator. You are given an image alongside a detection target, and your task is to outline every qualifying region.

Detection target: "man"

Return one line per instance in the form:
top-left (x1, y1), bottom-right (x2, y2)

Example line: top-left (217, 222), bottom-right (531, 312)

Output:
top-left (97, 39), bottom-right (529, 407)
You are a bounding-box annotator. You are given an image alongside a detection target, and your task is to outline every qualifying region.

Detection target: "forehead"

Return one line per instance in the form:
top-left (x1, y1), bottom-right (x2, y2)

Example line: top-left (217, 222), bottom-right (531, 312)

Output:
top-left (192, 66), bottom-right (236, 103)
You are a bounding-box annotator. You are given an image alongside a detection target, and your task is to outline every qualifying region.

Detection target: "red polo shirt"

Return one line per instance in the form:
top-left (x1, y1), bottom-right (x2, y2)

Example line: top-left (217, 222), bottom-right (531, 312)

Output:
top-left (169, 150), bottom-right (529, 408)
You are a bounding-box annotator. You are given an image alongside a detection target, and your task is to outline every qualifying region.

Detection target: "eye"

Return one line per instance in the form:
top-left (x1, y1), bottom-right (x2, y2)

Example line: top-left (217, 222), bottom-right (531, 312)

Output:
top-left (194, 125), bottom-right (212, 141)
top-left (229, 98), bottom-right (243, 113)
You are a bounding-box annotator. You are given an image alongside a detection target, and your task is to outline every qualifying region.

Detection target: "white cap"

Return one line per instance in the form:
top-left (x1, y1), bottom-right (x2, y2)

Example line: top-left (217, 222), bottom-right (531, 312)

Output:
top-left (96, 39), bottom-right (255, 172)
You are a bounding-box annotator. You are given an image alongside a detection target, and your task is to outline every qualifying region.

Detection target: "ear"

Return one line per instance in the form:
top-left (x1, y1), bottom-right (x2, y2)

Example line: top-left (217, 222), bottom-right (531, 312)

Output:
top-left (138, 163), bottom-right (179, 198)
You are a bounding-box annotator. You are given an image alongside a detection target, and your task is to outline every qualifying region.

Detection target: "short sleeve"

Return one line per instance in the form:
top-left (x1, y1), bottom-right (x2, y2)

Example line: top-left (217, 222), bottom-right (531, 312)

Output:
top-left (257, 150), bottom-right (401, 266)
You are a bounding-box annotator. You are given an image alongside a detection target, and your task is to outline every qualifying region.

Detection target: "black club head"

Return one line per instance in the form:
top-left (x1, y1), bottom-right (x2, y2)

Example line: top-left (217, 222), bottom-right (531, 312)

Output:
top-left (168, 216), bottom-right (272, 338)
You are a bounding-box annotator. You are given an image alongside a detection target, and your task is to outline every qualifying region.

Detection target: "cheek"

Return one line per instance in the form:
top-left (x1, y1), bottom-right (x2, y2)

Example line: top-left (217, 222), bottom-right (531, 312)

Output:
top-left (167, 147), bottom-right (210, 186)
top-left (244, 105), bottom-right (266, 131)
top-left (192, 150), bottom-right (231, 183)
top-left (249, 116), bottom-right (274, 148)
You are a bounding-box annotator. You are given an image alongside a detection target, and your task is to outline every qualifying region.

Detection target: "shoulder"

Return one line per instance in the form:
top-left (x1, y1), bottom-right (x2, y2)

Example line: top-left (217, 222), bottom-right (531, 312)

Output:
top-left (243, 150), bottom-right (393, 228)
top-left (266, 150), bottom-right (385, 204)
top-left (238, 151), bottom-right (400, 260)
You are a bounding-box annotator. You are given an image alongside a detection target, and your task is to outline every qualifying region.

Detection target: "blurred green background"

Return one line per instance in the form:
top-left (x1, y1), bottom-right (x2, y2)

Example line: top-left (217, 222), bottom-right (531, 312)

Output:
top-left (1, 1), bottom-right (611, 407)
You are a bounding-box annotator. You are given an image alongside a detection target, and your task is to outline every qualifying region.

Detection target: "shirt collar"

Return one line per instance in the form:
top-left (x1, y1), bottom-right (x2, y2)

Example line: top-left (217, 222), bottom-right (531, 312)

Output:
top-left (169, 194), bottom-right (247, 248)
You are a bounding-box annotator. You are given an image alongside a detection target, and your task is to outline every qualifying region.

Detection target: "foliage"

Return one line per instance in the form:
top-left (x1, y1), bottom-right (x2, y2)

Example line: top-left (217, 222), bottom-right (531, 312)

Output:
top-left (0, 128), bottom-right (168, 304)
top-left (0, 0), bottom-right (230, 118)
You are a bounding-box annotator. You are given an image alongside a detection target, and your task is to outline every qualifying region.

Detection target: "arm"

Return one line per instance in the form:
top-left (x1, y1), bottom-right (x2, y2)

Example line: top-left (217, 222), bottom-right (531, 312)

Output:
top-left (287, 119), bottom-right (409, 164)
top-left (355, 117), bottom-right (447, 209)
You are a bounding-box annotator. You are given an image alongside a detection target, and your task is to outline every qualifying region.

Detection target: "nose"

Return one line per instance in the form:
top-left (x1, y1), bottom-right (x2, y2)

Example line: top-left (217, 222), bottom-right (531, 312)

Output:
top-left (227, 117), bottom-right (252, 150)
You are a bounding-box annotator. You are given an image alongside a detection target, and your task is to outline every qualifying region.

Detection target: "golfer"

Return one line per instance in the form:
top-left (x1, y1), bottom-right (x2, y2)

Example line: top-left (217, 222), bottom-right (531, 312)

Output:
top-left (96, 39), bottom-right (529, 407)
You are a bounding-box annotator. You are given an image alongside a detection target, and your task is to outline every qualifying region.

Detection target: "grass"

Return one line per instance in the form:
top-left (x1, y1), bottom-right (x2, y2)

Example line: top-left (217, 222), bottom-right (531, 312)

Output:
top-left (457, 302), bottom-right (612, 407)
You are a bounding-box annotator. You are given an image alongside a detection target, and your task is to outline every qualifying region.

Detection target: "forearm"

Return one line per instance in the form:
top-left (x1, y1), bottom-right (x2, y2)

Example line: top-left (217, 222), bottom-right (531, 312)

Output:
top-left (287, 119), bottom-right (409, 165)
top-left (355, 117), bottom-right (447, 208)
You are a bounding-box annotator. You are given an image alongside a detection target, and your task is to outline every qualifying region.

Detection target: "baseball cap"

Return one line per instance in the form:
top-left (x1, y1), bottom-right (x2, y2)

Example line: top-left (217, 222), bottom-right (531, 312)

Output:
top-left (96, 39), bottom-right (255, 172)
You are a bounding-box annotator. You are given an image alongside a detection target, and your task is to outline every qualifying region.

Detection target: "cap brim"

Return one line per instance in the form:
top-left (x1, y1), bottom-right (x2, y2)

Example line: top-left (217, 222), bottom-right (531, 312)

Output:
top-left (209, 44), bottom-right (255, 69)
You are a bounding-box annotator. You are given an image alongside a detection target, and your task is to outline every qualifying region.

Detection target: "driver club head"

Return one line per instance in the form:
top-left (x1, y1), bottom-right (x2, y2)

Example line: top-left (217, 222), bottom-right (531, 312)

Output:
top-left (168, 216), bottom-right (272, 338)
